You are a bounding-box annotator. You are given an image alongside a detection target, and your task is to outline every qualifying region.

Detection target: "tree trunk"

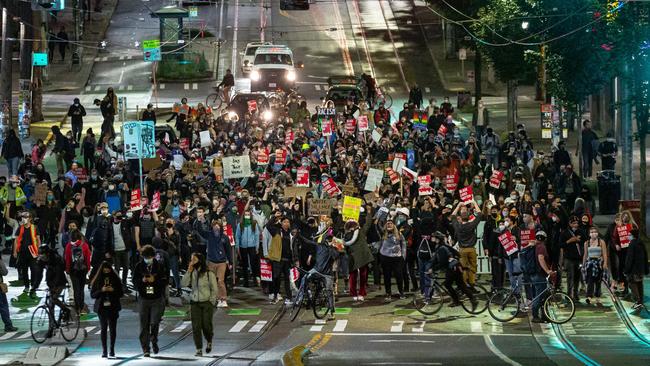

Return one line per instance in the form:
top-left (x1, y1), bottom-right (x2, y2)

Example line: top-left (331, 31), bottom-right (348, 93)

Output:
top-left (640, 131), bottom-right (647, 236)
top-left (506, 80), bottom-right (518, 131)
top-left (30, 10), bottom-right (45, 122)
top-left (0, 0), bottom-right (17, 126)
top-left (472, 47), bottom-right (482, 127)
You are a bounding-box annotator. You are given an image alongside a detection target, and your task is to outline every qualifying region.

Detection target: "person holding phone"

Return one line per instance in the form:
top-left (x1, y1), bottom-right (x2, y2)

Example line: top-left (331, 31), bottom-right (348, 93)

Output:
top-left (181, 252), bottom-right (217, 356)
top-left (90, 260), bottom-right (124, 358)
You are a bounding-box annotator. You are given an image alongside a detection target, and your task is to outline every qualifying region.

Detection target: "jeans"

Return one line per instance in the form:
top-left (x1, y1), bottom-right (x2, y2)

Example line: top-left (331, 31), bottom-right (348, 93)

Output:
top-left (0, 290), bottom-right (13, 329)
top-left (349, 265), bottom-right (368, 297)
top-left (490, 257), bottom-right (505, 289)
top-left (505, 256), bottom-right (522, 296)
top-left (530, 273), bottom-right (548, 319)
top-left (582, 152), bottom-right (594, 177)
top-left (169, 255), bottom-right (180, 290)
top-left (71, 122), bottom-right (83, 142)
top-left (418, 258), bottom-right (433, 293)
top-left (113, 250), bottom-right (129, 288)
top-left (138, 297), bottom-right (165, 352)
top-left (6, 157), bottom-right (20, 176)
top-left (403, 249), bottom-right (418, 291)
top-left (190, 301), bottom-right (214, 350)
top-left (563, 258), bottom-right (581, 300)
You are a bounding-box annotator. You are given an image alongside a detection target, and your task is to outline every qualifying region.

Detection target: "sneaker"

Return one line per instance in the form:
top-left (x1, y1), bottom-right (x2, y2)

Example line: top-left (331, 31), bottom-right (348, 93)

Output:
top-left (205, 342), bottom-right (212, 354)
top-left (102, 352), bottom-right (107, 358)
top-left (195, 349), bottom-right (202, 357)
top-left (29, 289), bottom-right (36, 299)
top-left (358, 296), bottom-right (364, 302)
top-left (399, 293), bottom-right (407, 300)
top-left (143, 351), bottom-right (151, 358)
top-left (384, 295), bottom-right (392, 303)
top-left (632, 303), bottom-right (643, 311)
top-left (217, 300), bottom-right (228, 308)
top-left (268, 294), bottom-right (275, 301)
top-left (352, 296), bottom-right (358, 301)
top-left (284, 299), bottom-right (293, 306)
top-left (4, 326), bottom-right (18, 332)
top-left (23, 286), bottom-right (29, 293)
top-left (152, 343), bottom-right (159, 354)
top-left (109, 351), bottom-right (115, 359)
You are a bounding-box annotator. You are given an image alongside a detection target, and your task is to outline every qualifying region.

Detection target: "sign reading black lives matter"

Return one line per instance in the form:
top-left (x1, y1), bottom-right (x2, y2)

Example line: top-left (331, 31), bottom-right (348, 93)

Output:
top-left (222, 155), bottom-right (252, 179)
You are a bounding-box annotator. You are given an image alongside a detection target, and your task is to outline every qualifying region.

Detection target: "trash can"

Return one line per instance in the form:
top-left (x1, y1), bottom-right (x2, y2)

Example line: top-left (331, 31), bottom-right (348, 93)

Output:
top-left (597, 170), bottom-right (620, 214)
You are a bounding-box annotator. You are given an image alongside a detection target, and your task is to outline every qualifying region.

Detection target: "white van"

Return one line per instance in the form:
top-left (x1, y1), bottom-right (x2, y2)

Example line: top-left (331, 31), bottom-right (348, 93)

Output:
top-left (249, 45), bottom-right (303, 92)
top-left (241, 41), bottom-right (272, 75)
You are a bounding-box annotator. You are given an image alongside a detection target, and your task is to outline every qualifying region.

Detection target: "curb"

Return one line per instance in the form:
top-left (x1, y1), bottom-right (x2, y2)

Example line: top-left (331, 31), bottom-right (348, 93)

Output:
top-left (281, 345), bottom-right (310, 366)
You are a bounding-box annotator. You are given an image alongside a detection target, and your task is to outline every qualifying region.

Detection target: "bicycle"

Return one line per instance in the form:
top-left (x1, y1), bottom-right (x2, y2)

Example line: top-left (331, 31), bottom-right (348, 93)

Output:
top-left (375, 86), bottom-right (393, 109)
top-left (487, 274), bottom-right (575, 324)
top-left (205, 86), bottom-right (229, 110)
top-left (30, 288), bottom-right (80, 343)
top-left (413, 271), bottom-right (489, 316)
top-left (289, 268), bottom-right (335, 321)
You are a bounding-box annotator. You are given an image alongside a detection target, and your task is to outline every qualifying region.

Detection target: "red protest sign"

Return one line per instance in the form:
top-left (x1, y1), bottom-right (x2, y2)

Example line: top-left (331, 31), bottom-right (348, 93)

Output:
top-left (498, 231), bottom-right (518, 256)
top-left (489, 170), bottom-right (504, 189)
top-left (285, 131), bottom-right (294, 145)
top-left (418, 186), bottom-right (433, 196)
top-left (345, 119), bottom-right (356, 135)
top-left (296, 167), bottom-right (310, 187)
top-left (438, 124), bottom-right (448, 136)
top-left (386, 168), bottom-right (400, 185)
top-left (130, 189), bottom-right (142, 210)
top-left (358, 115), bottom-right (369, 131)
top-left (150, 191), bottom-right (161, 211)
top-left (257, 149), bottom-right (269, 165)
top-left (224, 224), bottom-right (236, 246)
top-left (323, 178), bottom-right (341, 197)
top-left (617, 224), bottom-right (632, 249)
top-left (444, 174), bottom-right (458, 192)
top-left (322, 118), bottom-right (333, 136)
top-left (179, 137), bottom-right (190, 151)
top-left (275, 149), bottom-right (287, 165)
top-left (247, 100), bottom-right (257, 113)
top-left (520, 229), bottom-right (535, 249)
top-left (260, 259), bottom-right (272, 281)
top-left (74, 167), bottom-right (88, 183)
top-left (418, 175), bottom-right (432, 186)
top-left (459, 186), bottom-right (473, 202)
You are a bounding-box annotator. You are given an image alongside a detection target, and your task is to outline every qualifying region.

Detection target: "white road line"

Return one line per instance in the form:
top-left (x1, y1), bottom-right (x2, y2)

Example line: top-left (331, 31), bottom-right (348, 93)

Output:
top-left (332, 0), bottom-right (354, 76)
top-left (411, 321), bottom-right (425, 333)
top-left (160, 84), bottom-right (165, 90)
top-left (85, 86), bottom-right (91, 91)
top-left (127, 85), bottom-right (133, 91)
top-left (184, 83), bottom-right (190, 90)
top-left (192, 83), bottom-right (198, 90)
top-left (94, 57), bottom-right (100, 62)
top-left (315, 85), bottom-right (321, 91)
top-left (368, 340), bottom-right (436, 344)
top-left (564, 323), bottom-right (576, 335)
top-left (310, 319), bottom-right (327, 332)
top-left (378, 0), bottom-right (409, 92)
top-left (491, 323), bottom-right (503, 334)
top-left (16, 331), bottom-right (32, 339)
top-left (0, 332), bottom-right (17, 340)
top-left (484, 335), bottom-right (522, 366)
top-left (171, 321), bottom-right (191, 333)
top-left (94, 85), bottom-right (101, 91)
top-left (229, 320), bottom-right (250, 333)
top-left (118, 85), bottom-right (125, 91)
top-left (390, 320), bottom-right (404, 332)
top-left (84, 326), bottom-right (96, 334)
top-left (333, 320), bottom-right (348, 332)
top-left (471, 321), bottom-right (483, 333)
top-left (350, 0), bottom-right (375, 76)
top-left (249, 320), bottom-right (267, 333)
top-left (102, 57), bottom-right (108, 62)
top-left (425, 87), bottom-right (431, 93)
top-left (389, 86), bottom-right (395, 93)
top-left (119, 56), bottom-right (125, 60)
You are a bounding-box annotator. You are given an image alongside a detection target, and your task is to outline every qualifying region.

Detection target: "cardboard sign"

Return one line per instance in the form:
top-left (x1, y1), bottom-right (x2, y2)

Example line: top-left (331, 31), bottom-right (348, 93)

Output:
top-left (498, 231), bottom-right (518, 256)
top-left (283, 186), bottom-right (311, 198)
top-left (392, 157), bottom-right (406, 174)
top-left (260, 259), bottom-right (272, 281)
top-left (515, 183), bottom-right (526, 197)
top-left (617, 224), bottom-right (632, 249)
top-left (182, 161), bottom-right (203, 175)
top-left (341, 184), bottom-right (358, 197)
top-left (489, 170), bottom-right (504, 189)
top-left (275, 149), bottom-right (288, 165)
top-left (322, 118), bottom-right (333, 136)
top-left (345, 119), bottom-right (356, 135)
top-left (371, 128), bottom-right (382, 143)
top-left (142, 157), bottom-right (162, 172)
top-left (520, 229), bottom-right (535, 249)
top-left (224, 224), bottom-right (235, 246)
top-left (309, 198), bottom-right (333, 216)
top-left (459, 186), bottom-right (473, 202)
top-left (179, 137), bottom-right (190, 151)
top-left (418, 175), bottom-right (432, 187)
top-left (296, 167), bottom-right (310, 187)
top-left (386, 168), bottom-right (400, 185)
top-left (130, 189), bottom-right (142, 210)
top-left (33, 183), bottom-right (48, 205)
top-left (222, 155), bottom-right (252, 179)
top-left (444, 174), bottom-right (458, 192)
top-left (342, 196), bottom-right (362, 221)
top-left (257, 149), bottom-right (269, 165)
top-left (322, 178), bottom-right (341, 197)
top-left (358, 115), bottom-right (369, 132)
top-left (200, 130), bottom-right (212, 147)
top-left (364, 168), bottom-right (384, 192)
top-left (151, 191), bottom-right (161, 211)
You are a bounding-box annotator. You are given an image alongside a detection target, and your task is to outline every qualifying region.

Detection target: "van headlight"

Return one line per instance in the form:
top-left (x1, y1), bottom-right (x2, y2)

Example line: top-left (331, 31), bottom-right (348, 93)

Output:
top-left (250, 70), bottom-right (260, 81)
top-left (286, 70), bottom-right (296, 81)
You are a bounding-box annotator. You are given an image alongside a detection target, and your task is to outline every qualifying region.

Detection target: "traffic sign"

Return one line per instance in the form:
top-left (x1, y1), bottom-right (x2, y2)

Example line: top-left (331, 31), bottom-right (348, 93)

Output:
top-left (189, 6), bottom-right (198, 17)
top-left (142, 39), bottom-right (160, 49)
top-left (32, 52), bottom-right (48, 66)
top-left (144, 48), bottom-right (162, 62)
top-left (458, 48), bottom-right (467, 60)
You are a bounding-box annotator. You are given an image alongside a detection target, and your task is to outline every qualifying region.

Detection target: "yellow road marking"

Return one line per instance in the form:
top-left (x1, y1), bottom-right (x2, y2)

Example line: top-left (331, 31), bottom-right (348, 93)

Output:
top-left (310, 333), bottom-right (333, 352)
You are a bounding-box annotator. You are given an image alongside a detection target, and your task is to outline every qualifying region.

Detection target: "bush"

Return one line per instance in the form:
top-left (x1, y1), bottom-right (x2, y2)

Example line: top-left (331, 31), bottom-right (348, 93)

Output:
top-left (156, 51), bottom-right (211, 80)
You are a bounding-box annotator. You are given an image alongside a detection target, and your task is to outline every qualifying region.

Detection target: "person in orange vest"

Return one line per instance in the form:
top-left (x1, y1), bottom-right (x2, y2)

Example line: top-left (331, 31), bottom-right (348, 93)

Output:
top-left (12, 211), bottom-right (42, 298)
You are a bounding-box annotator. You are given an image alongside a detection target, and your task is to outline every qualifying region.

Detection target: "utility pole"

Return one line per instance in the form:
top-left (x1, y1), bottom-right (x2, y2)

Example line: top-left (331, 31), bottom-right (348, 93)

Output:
top-left (31, 9), bottom-right (46, 122)
top-left (620, 62), bottom-right (634, 200)
top-left (1, 0), bottom-right (17, 128)
top-left (19, 1), bottom-right (33, 136)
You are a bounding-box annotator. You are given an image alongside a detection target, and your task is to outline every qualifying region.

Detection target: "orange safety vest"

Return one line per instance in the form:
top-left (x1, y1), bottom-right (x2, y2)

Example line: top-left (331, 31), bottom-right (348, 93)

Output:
top-left (16, 225), bottom-right (39, 258)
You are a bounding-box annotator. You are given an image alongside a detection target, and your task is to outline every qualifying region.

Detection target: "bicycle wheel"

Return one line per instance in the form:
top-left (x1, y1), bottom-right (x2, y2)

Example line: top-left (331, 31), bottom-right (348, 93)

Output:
top-left (205, 93), bottom-right (223, 110)
top-left (378, 94), bottom-right (393, 109)
top-left (31, 305), bottom-right (51, 344)
top-left (488, 288), bottom-right (520, 322)
top-left (413, 282), bottom-right (445, 316)
top-left (290, 291), bottom-right (304, 322)
top-left (313, 289), bottom-right (334, 319)
top-left (58, 306), bottom-right (80, 341)
top-left (461, 285), bottom-right (489, 315)
top-left (544, 291), bottom-right (575, 324)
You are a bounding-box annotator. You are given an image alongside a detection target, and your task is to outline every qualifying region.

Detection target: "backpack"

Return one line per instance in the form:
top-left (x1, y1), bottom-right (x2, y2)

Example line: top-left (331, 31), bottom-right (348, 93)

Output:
top-left (417, 238), bottom-right (434, 261)
top-left (520, 246), bottom-right (540, 276)
top-left (71, 245), bottom-right (87, 272)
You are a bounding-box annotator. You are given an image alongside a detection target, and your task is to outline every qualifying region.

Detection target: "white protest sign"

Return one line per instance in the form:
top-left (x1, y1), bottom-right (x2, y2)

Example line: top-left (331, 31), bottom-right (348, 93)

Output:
top-left (515, 183), bottom-right (526, 197)
top-left (200, 130), bottom-right (212, 147)
top-left (371, 128), bottom-right (382, 143)
top-left (364, 168), bottom-right (384, 192)
top-left (222, 155), bottom-right (252, 179)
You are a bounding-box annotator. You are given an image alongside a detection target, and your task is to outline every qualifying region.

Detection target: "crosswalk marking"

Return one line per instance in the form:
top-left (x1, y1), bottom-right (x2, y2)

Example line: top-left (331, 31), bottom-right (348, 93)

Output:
top-left (249, 320), bottom-right (267, 333)
top-left (16, 331), bottom-right (32, 339)
top-left (391, 320), bottom-right (404, 332)
top-left (491, 323), bottom-right (502, 334)
top-left (184, 83), bottom-right (190, 90)
top-left (471, 321), bottom-right (482, 333)
top-left (94, 85), bottom-right (101, 91)
top-left (84, 326), bottom-right (96, 334)
top-left (118, 85), bottom-right (125, 91)
top-left (425, 87), bottom-right (431, 93)
top-left (171, 321), bottom-right (191, 333)
top-left (412, 321), bottom-right (426, 333)
top-left (333, 320), bottom-right (348, 332)
top-left (229, 320), bottom-right (250, 333)
top-left (564, 323), bottom-right (576, 335)
top-left (86, 86), bottom-right (92, 91)
top-left (192, 83), bottom-right (198, 90)
top-left (315, 85), bottom-right (321, 91)
top-left (119, 56), bottom-right (125, 60)
top-left (94, 57), bottom-right (100, 62)
top-left (127, 85), bottom-right (133, 91)
top-left (0, 332), bottom-right (17, 340)
top-left (310, 319), bottom-right (327, 332)
top-left (389, 86), bottom-right (396, 93)
top-left (160, 84), bottom-right (165, 90)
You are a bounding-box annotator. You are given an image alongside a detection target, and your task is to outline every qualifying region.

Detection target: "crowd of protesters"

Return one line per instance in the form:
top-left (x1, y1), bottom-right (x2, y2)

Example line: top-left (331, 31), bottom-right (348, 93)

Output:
top-left (0, 80), bottom-right (647, 357)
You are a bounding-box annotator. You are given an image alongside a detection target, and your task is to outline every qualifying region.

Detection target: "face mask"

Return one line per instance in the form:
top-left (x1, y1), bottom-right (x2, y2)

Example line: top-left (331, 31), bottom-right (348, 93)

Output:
top-left (498, 224), bottom-right (505, 231)
top-left (47, 194), bottom-right (54, 201)
top-left (21, 217), bottom-right (29, 224)
top-left (11, 183), bottom-right (17, 188)
top-left (491, 212), bottom-right (498, 218)
top-left (91, 174), bottom-right (98, 179)
top-left (30, 178), bottom-right (36, 185)
top-left (144, 258), bottom-right (153, 265)
top-left (474, 179), bottom-right (481, 184)
top-left (109, 185), bottom-right (115, 191)
top-left (476, 200), bottom-right (483, 206)
top-left (504, 221), bottom-right (510, 228)
top-left (126, 212), bottom-right (133, 219)
top-left (510, 195), bottom-right (518, 201)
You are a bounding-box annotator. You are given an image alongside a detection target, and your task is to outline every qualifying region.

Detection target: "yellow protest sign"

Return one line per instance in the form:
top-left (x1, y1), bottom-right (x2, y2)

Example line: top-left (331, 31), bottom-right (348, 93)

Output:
top-left (342, 196), bottom-right (362, 222)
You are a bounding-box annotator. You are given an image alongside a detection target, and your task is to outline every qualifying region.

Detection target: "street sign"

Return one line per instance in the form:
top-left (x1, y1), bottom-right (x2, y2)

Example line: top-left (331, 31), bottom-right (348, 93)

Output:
top-left (458, 48), bottom-right (467, 60)
top-left (123, 121), bottom-right (156, 160)
top-left (189, 6), bottom-right (198, 17)
top-left (32, 52), bottom-right (48, 66)
top-left (143, 48), bottom-right (161, 62)
top-left (142, 40), bottom-right (160, 49)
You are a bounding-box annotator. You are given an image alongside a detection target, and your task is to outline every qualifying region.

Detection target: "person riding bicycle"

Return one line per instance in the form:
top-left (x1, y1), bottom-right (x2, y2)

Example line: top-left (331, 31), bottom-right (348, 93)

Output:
top-left (360, 73), bottom-right (376, 107)
top-left (429, 231), bottom-right (477, 310)
top-left (218, 69), bottom-right (235, 104)
top-left (37, 244), bottom-right (70, 334)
